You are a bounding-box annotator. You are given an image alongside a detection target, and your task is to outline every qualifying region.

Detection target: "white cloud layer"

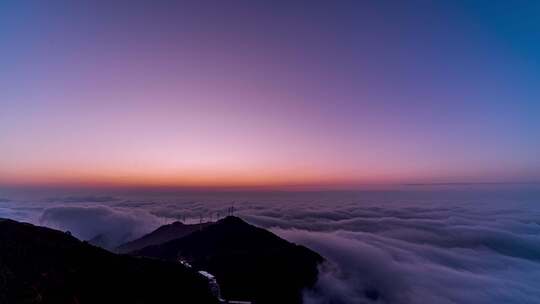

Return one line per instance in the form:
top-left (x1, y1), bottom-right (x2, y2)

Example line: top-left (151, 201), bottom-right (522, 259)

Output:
top-left (1, 189), bottom-right (539, 303)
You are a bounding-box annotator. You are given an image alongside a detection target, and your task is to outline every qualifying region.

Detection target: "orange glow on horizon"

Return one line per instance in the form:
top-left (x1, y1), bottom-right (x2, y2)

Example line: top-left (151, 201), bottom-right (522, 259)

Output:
top-left (0, 166), bottom-right (410, 190)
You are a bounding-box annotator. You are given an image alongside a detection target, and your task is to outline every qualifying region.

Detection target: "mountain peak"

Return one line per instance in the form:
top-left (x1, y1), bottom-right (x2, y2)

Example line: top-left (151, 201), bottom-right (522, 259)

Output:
top-left (216, 215), bottom-right (248, 226)
top-left (132, 216), bottom-right (324, 304)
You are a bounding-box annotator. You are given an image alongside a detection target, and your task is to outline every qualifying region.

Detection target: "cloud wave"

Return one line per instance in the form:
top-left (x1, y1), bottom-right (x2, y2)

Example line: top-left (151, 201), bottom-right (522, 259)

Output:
top-left (2, 189), bottom-right (540, 303)
top-left (39, 205), bottom-right (169, 249)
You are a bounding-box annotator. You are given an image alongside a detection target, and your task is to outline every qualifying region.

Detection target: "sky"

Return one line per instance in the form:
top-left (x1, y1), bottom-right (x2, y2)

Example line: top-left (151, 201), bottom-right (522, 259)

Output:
top-left (1, 1), bottom-right (539, 189)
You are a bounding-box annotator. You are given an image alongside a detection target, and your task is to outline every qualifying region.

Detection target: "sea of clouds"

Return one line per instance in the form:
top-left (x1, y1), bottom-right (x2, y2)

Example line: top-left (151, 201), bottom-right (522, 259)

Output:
top-left (1, 188), bottom-right (539, 304)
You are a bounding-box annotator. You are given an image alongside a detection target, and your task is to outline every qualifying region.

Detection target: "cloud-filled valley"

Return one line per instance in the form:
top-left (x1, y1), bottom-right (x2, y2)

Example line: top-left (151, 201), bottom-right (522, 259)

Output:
top-left (39, 205), bottom-right (169, 250)
top-left (1, 189), bottom-right (539, 303)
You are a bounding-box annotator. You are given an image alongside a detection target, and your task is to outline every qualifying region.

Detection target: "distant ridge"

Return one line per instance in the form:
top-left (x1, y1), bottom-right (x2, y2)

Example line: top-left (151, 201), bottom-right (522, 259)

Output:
top-left (403, 181), bottom-right (540, 186)
top-left (116, 221), bottom-right (211, 253)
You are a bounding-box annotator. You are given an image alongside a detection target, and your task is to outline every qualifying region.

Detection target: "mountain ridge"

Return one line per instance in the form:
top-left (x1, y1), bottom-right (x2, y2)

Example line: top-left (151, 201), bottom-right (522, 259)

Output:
top-left (0, 218), bottom-right (218, 304)
top-left (130, 216), bottom-right (323, 304)
top-left (116, 220), bottom-right (211, 253)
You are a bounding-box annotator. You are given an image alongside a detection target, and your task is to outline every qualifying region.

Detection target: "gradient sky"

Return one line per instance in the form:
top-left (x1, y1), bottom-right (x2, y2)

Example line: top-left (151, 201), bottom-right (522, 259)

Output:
top-left (1, 1), bottom-right (539, 189)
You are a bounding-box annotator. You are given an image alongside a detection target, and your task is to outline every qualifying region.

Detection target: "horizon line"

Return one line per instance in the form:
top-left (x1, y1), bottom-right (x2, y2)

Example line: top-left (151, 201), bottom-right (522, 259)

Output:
top-left (1, 181), bottom-right (539, 193)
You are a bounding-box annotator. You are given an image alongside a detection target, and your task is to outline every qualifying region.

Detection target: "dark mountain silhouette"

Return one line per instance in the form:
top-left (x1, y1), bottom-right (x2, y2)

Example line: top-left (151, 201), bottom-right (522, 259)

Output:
top-left (0, 218), bottom-right (218, 304)
top-left (116, 221), bottom-right (211, 253)
top-left (132, 216), bottom-right (324, 304)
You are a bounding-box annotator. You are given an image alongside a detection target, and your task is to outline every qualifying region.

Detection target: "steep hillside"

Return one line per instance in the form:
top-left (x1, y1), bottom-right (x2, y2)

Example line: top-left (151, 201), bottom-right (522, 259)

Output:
top-left (0, 218), bottom-right (218, 304)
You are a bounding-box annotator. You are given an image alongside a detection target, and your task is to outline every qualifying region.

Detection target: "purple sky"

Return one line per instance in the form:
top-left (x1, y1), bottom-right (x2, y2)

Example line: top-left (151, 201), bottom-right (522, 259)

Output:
top-left (1, 1), bottom-right (539, 188)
